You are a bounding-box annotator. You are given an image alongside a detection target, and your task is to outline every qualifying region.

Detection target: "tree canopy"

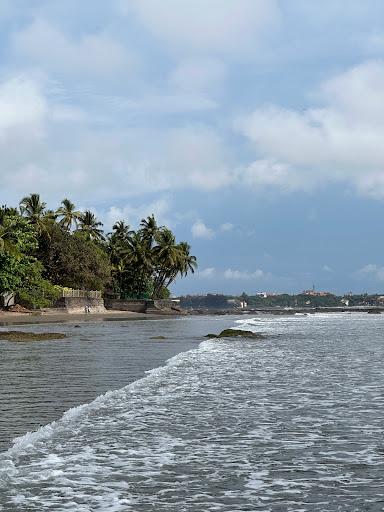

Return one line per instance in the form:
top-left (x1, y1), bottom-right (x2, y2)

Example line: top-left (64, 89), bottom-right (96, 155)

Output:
top-left (0, 195), bottom-right (197, 307)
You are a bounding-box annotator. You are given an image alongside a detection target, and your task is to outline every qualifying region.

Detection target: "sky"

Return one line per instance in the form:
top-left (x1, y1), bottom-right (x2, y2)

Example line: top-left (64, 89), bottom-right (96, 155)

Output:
top-left (1, 0), bottom-right (384, 295)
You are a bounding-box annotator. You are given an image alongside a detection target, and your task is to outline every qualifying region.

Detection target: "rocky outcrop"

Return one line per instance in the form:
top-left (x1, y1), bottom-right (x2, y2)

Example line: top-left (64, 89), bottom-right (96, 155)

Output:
top-left (205, 329), bottom-right (264, 339)
top-left (0, 331), bottom-right (67, 342)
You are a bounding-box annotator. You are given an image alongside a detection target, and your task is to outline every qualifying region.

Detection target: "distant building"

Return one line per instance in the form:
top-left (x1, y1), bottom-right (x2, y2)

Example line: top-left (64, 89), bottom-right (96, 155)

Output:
top-left (227, 298), bottom-right (247, 309)
top-left (256, 292), bottom-right (277, 298)
top-left (302, 290), bottom-right (331, 297)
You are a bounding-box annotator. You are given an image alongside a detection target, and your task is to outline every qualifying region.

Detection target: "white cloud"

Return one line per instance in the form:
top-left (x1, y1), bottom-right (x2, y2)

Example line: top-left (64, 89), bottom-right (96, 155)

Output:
top-left (169, 58), bottom-right (226, 93)
top-left (124, 0), bottom-right (279, 55)
top-left (104, 197), bottom-right (171, 230)
top-left (12, 19), bottom-right (133, 76)
top-left (322, 265), bottom-right (333, 273)
top-left (191, 220), bottom-right (215, 239)
top-left (0, 75), bottom-right (233, 204)
top-left (220, 222), bottom-right (234, 232)
top-left (0, 76), bottom-right (47, 133)
top-left (224, 268), bottom-right (266, 280)
top-left (195, 267), bottom-right (269, 281)
top-left (196, 267), bottom-right (216, 278)
top-left (120, 92), bottom-right (217, 113)
top-left (357, 264), bottom-right (384, 281)
top-left (236, 60), bottom-right (384, 197)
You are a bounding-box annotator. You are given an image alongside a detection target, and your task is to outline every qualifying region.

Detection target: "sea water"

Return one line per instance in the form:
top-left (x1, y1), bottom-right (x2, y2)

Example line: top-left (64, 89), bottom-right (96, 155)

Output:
top-left (1, 313), bottom-right (384, 511)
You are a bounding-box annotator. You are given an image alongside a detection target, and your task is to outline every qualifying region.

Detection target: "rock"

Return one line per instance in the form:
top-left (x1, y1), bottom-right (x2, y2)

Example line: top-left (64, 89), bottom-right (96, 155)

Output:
top-left (7, 304), bottom-right (32, 314)
top-left (367, 310), bottom-right (381, 314)
top-left (0, 331), bottom-right (67, 342)
top-left (206, 329), bottom-right (264, 339)
top-left (150, 335), bottom-right (167, 340)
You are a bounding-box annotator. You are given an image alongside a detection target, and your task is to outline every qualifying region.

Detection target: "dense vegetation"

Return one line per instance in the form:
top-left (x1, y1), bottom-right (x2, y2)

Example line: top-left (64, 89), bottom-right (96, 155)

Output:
top-left (0, 194), bottom-right (197, 308)
top-left (242, 293), bottom-right (342, 308)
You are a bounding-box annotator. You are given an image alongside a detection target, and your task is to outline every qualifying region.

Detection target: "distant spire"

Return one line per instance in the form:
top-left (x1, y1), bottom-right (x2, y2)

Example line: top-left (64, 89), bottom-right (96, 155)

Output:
top-left (312, 283), bottom-right (315, 292)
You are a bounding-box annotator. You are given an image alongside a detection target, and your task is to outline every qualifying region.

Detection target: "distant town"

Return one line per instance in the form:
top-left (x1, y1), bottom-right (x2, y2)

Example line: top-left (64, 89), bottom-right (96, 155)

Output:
top-left (179, 290), bottom-right (384, 311)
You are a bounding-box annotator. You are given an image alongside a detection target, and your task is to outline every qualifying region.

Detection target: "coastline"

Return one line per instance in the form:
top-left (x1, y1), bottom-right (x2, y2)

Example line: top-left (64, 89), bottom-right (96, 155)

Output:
top-left (0, 310), bottom-right (160, 325)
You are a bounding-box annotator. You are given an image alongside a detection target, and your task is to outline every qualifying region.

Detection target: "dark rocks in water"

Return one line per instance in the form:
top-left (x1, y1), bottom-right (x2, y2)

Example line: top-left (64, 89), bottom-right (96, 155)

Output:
top-left (150, 335), bottom-right (167, 340)
top-left (271, 310), bottom-right (296, 315)
top-left (205, 329), bottom-right (264, 339)
top-left (0, 331), bottom-right (67, 342)
top-left (367, 310), bottom-right (382, 314)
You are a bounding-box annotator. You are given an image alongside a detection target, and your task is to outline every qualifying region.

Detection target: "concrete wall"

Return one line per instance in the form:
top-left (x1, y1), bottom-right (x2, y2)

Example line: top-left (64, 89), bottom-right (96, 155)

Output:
top-left (55, 297), bottom-right (106, 314)
top-left (104, 299), bottom-right (147, 313)
top-left (105, 299), bottom-right (182, 314)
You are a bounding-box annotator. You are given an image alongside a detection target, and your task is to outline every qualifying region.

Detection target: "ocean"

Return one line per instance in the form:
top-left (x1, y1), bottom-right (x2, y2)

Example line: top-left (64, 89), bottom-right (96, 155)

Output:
top-left (1, 313), bottom-right (384, 511)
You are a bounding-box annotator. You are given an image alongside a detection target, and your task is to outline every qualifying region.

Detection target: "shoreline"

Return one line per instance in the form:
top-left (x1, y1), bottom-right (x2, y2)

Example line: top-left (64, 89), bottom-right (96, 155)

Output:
top-left (0, 310), bottom-right (161, 326)
top-left (1, 305), bottom-right (381, 326)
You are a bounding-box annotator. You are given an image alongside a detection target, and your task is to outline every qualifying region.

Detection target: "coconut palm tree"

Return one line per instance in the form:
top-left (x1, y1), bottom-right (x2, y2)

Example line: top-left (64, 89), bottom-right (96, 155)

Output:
top-left (152, 228), bottom-right (183, 297)
top-left (56, 199), bottom-right (82, 231)
top-left (19, 193), bottom-right (52, 235)
top-left (19, 193), bottom-right (46, 220)
top-left (177, 242), bottom-right (197, 277)
top-left (77, 210), bottom-right (104, 241)
top-left (108, 220), bottom-right (134, 266)
top-left (139, 214), bottom-right (159, 249)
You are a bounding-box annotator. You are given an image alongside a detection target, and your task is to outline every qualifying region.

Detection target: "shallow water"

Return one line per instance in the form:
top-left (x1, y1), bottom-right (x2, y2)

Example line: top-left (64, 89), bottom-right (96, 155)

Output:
top-left (1, 313), bottom-right (384, 511)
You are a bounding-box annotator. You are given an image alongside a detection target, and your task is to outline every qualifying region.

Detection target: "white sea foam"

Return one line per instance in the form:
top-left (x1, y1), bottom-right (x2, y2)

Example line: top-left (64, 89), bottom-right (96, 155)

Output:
top-left (1, 314), bottom-right (384, 511)
top-left (4, 341), bottom-right (214, 460)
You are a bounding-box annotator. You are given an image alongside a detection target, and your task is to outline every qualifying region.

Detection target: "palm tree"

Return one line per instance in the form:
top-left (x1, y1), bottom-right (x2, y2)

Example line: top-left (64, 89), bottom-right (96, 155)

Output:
top-left (108, 220), bottom-right (134, 265)
top-left (19, 193), bottom-right (46, 221)
top-left (177, 242), bottom-right (198, 277)
top-left (139, 214), bottom-right (159, 249)
top-left (120, 231), bottom-right (154, 296)
top-left (152, 228), bottom-right (182, 297)
top-left (77, 210), bottom-right (104, 241)
top-left (56, 199), bottom-right (82, 231)
top-left (19, 193), bottom-right (52, 235)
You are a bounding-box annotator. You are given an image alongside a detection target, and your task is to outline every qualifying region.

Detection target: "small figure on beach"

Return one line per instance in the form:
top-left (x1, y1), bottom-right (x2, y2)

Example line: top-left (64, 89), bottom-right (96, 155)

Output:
top-left (85, 305), bottom-right (90, 314)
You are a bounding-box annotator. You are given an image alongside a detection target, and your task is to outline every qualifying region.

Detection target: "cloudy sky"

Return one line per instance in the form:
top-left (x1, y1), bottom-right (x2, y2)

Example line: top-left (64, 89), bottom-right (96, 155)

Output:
top-left (1, 0), bottom-right (384, 295)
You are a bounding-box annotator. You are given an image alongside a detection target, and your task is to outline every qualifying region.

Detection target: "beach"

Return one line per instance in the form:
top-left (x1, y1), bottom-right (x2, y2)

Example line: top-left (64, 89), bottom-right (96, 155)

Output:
top-left (0, 309), bottom-right (157, 325)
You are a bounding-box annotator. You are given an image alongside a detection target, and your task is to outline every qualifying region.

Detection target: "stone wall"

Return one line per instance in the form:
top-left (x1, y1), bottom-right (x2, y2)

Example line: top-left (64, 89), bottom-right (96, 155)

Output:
top-left (55, 297), bottom-right (106, 313)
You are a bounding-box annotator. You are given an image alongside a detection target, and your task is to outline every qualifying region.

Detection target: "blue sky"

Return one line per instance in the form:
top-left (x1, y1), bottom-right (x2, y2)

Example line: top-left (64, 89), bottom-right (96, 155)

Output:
top-left (1, 0), bottom-right (384, 295)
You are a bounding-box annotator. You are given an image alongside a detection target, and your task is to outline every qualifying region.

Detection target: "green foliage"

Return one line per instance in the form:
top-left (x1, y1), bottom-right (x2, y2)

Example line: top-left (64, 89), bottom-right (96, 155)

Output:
top-left (107, 215), bottom-right (197, 299)
top-left (18, 275), bottom-right (61, 309)
top-left (0, 211), bottom-right (44, 297)
top-left (1, 196), bottom-right (197, 308)
top-left (56, 199), bottom-right (82, 231)
top-left (0, 252), bottom-right (60, 308)
top-left (37, 224), bottom-right (111, 291)
top-left (157, 286), bottom-right (171, 299)
top-left (77, 210), bottom-right (105, 241)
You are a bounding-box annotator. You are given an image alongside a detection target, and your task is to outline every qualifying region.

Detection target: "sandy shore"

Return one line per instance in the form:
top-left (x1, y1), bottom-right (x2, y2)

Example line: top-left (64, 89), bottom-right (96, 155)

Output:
top-left (0, 310), bottom-right (159, 325)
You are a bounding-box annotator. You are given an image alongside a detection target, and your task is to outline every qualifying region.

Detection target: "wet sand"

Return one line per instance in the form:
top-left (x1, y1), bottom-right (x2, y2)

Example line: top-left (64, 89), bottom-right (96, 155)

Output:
top-left (0, 310), bottom-right (159, 325)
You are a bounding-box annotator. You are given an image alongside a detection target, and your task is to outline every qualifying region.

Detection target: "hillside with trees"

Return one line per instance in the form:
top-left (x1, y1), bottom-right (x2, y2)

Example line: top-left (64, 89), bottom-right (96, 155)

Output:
top-left (0, 194), bottom-right (197, 308)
